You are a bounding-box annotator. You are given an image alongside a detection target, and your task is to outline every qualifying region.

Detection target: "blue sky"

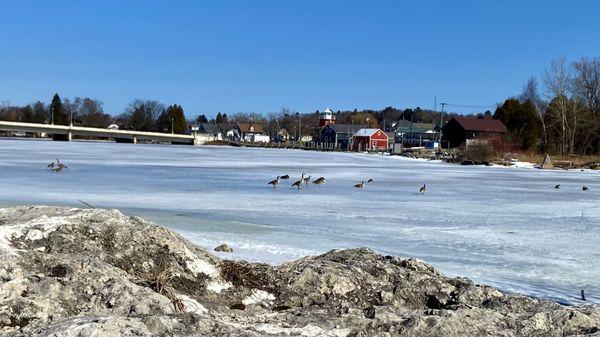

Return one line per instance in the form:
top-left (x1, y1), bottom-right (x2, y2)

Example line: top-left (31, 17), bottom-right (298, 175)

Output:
top-left (1, 1), bottom-right (599, 118)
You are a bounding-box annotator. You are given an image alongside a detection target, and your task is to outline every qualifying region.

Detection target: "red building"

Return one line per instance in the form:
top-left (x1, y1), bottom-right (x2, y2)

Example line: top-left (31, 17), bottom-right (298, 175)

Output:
top-left (351, 128), bottom-right (389, 151)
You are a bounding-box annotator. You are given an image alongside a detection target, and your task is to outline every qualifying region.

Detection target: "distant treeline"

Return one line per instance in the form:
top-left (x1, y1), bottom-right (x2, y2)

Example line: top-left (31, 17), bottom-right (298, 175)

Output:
top-left (2, 56), bottom-right (599, 155)
top-left (0, 95), bottom-right (460, 137)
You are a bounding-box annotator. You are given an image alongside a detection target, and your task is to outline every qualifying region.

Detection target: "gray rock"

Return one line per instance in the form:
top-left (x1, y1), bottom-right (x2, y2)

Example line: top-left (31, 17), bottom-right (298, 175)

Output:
top-left (0, 206), bottom-right (598, 336)
top-left (214, 243), bottom-right (233, 253)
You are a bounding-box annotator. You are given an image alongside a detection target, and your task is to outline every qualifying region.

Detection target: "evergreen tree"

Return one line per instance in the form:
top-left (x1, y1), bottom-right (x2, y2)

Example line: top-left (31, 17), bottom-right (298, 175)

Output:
top-left (494, 98), bottom-right (541, 151)
top-left (172, 105), bottom-right (188, 133)
top-left (215, 112), bottom-right (223, 123)
top-left (50, 94), bottom-right (68, 125)
top-left (157, 104), bottom-right (188, 134)
top-left (196, 114), bottom-right (208, 124)
top-left (32, 101), bottom-right (48, 124)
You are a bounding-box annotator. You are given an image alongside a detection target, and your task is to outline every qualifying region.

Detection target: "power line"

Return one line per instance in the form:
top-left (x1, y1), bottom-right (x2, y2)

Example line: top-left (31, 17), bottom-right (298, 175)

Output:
top-left (442, 103), bottom-right (496, 109)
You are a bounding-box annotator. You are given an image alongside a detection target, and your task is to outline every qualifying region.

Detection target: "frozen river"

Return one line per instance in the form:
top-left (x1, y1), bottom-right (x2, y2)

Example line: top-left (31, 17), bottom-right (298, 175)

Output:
top-left (0, 138), bottom-right (598, 304)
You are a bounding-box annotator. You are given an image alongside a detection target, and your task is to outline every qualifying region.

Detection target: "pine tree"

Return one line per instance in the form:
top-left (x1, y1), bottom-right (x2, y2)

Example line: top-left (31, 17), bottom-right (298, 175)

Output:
top-left (50, 94), bottom-right (68, 125)
top-left (494, 98), bottom-right (541, 151)
top-left (172, 105), bottom-right (188, 134)
top-left (158, 104), bottom-right (188, 134)
top-left (32, 101), bottom-right (48, 124)
top-left (196, 114), bottom-right (208, 124)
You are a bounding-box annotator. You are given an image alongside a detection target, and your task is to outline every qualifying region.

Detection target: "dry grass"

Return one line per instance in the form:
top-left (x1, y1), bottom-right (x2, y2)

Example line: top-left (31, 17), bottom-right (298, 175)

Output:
top-left (510, 152), bottom-right (600, 168)
top-left (141, 261), bottom-right (185, 313)
top-left (219, 260), bottom-right (266, 289)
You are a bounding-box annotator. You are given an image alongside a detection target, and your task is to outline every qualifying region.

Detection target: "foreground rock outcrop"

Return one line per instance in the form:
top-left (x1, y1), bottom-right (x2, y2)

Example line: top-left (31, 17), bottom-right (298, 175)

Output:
top-left (0, 206), bottom-right (598, 336)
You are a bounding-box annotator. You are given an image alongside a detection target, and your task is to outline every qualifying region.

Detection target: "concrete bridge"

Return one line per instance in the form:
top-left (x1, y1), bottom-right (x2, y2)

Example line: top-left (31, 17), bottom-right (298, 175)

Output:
top-left (0, 121), bottom-right (202, 145)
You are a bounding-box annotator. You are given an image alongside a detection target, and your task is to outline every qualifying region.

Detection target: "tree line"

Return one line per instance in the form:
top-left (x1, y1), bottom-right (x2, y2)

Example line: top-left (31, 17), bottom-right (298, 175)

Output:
top-left (4, 56), bottom-right (599, 154)
top-left (0, 93), bottom-right (459, 139)
top-left (495, 57), bottom-right (600, 155)
top-left (0, 94), bottom-right (190, 134)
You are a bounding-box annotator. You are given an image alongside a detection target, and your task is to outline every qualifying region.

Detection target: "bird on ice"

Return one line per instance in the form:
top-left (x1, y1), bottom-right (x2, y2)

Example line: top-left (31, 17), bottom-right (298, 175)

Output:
top-left (48, 159), bottom-right (68, 172)
top-left (419, 184), bottom-right (427, 194)
top-left (268, 176), bottom-right (280, 187)
top-left (292, 173), bottom-right (305, 190)
top-left (354, 181), bottom-right (365, 188)
top-left (313, 177), bottom-right (325, 185)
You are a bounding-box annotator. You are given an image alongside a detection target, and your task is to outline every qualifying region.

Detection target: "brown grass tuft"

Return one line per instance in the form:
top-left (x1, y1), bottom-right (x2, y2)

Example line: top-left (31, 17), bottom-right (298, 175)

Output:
top-left (219, 260), bottom-right (266, 289)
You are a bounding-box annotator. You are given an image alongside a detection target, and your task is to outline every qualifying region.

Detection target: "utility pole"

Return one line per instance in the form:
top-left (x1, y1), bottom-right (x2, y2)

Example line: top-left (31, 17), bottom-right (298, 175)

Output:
top-left (296, 112), bottom-right (302, 141)
top-left (439, 102), bottom-right (447, 149)
top-left (171, 117), bottom-right (174, 134)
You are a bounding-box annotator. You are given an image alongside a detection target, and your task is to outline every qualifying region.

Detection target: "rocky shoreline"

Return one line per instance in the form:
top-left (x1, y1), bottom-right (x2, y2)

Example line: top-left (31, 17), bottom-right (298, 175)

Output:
top-left (0, 206), bottom-right (598, 336)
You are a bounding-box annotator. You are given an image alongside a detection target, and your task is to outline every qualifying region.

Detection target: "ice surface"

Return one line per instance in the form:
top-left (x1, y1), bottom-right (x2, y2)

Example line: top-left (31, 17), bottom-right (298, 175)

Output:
top-left (0, 138), bottom-right (599, 304)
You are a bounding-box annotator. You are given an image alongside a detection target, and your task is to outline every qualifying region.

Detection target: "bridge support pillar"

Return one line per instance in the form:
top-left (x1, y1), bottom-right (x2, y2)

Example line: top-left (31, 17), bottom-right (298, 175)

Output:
top-left (193, 135), bottom-right (203, 146)
top-left (133, 136), bottom-right (137, 144)
top-left (67, 131), bottom-right (72, 141)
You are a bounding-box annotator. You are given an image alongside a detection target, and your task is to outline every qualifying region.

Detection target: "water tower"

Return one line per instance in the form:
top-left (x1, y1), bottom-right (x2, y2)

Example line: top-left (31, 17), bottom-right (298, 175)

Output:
top-left (319, 107), bottom-right (336, 127)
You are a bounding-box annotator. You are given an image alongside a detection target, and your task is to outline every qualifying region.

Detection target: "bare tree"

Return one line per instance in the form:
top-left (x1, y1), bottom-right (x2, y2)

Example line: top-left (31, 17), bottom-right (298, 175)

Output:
top-left (544, 58), bottom-right (577, 154)
top-left (572, 57), bottom-right (600, 153)
top-left (123, 100), bottom-right (165, 131)
top-left (520, 77), bottom-right (548, 149)
top-left (75, 97), bottom-right (110, 127)
top-left (573, 57), bottom-right (600, 114)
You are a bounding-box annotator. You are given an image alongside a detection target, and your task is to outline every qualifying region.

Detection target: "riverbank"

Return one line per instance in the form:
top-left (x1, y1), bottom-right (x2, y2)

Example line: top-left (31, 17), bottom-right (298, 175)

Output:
top-left (1, 206), bottom-right (599, 336)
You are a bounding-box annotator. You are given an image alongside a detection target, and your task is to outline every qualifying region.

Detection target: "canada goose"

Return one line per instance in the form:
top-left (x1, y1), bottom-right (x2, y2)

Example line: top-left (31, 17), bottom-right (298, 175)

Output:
top-left (292, 173), bottom-right (305, 190)
top-left (554, 184), bottom-right (560, 189)
top-left (57, 163), bottom-right (68, 170)
top-left (354, 181), bottom-right (365, 188)
top-left (419, 184), bottom-right (427, 194)
top-left (268, 176), bottom-right (280, 187)
top-left (51, 166), bottom-right (65, 173)
top-left (583, 186), bottom-right (590, 191)
top-left (313, 177), bottom-right (325, 185)
top-left (280, 175), bottom-right (290, 180)
top-left (303, 175), bottom-right (311, 184)
top-left (367, 178), bottom-right (374, 183)
top-left (47, 158), bottom-right (61, 169)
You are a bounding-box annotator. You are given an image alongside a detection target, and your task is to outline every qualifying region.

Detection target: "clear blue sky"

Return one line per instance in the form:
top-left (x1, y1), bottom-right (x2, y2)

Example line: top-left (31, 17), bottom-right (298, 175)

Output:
top-left (1, 1), bottom-right (599, 118)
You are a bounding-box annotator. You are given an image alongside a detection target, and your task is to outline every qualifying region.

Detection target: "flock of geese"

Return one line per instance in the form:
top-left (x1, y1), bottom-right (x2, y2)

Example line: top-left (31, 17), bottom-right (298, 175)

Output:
top-left (268, 173), bottom-right (428, 194)
top-left (47, 159), bottom-right (68, 173)
top-left (268, 173), bottom-right (327, 190)
top-left (44, 160), bottom-right (589, 193)
top-left (268, 174), bottom-right (591, 193)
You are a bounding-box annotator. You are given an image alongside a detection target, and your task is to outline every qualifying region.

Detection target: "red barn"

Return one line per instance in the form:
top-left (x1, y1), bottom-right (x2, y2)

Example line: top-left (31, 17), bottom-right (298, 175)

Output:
top-left (351, 128), bottom-right (389, 151)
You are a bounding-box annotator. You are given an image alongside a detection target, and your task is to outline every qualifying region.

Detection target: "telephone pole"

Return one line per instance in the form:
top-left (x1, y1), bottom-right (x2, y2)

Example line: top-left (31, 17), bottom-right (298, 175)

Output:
top-left (439, 102), bottom-right (447, 148)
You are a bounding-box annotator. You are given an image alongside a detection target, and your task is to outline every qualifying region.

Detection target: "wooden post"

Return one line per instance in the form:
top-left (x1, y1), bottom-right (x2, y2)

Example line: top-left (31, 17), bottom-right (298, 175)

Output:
top-left (581, 289), bottom-right (587, 301)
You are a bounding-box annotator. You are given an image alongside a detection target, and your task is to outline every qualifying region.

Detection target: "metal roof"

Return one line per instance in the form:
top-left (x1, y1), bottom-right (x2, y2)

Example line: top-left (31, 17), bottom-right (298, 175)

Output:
top-left (353, 128), bottom-right (388, 138)
top-left (448, 117), bottom-right (507, 133)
